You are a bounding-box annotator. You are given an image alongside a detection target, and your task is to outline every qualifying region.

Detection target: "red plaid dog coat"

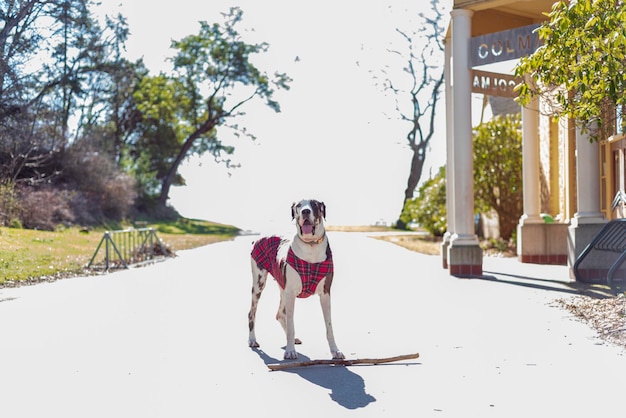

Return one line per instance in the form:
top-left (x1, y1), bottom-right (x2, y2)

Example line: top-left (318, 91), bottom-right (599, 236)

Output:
top-left (251, 236), bottom-right (333, 298)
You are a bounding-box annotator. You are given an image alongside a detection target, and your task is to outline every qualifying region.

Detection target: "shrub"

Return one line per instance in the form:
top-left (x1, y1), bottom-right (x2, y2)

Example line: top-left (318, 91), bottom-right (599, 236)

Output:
top-left (8, 218), bottom-right (22, 229)
top-left (0, 181), bottom-right (21, 226)
top-left (401, 166), bottom-right (447, 236)
top-left (101, 173), bottom-right (137, 219)
top-left (19, 187), bottom-right (75, 230)
top-left (60, 139), bottom-right (138, 224)
top-left (473, 114), bottom-right (523, 240)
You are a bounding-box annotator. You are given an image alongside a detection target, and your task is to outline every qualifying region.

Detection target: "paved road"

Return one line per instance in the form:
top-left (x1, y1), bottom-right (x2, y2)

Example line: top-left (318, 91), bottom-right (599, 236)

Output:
top-left (1, 232), bottom-right (624, 417)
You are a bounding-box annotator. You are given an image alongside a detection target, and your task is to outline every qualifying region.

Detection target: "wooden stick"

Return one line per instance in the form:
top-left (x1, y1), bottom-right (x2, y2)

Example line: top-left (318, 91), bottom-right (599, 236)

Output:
top-left (268, 352), bottom-right (419, 371)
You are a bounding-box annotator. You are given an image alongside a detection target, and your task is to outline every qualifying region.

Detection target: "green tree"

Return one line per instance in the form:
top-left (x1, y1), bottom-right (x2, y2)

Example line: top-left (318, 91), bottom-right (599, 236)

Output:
top-left (131, 7), bottom-right (290, 207)
top-left (126, 74), bottom-right (185, 205)
top-left (473, 114), bottom-right (523, 240)
top-left (515, 0), bottom-right (626, 137)
top-left (0, 0), bottom-right (133, 183)
top-left (402, 114), bottom-right (522, 240)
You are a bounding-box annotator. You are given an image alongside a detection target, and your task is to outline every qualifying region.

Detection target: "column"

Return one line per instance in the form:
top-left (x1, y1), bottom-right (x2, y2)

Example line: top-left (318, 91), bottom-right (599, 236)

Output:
top-left (441, 33), bottom-right (454, 269)
top-left (519, 86), bottom-right (542, 225)
top-left (517, 90), bottom-right (545, 263)
top-left (572, 125), bottom-right (604, 223)
top-left (568, 124), bottom-right (606, 278)
top-left (447, 8), bottom-right (483, 276)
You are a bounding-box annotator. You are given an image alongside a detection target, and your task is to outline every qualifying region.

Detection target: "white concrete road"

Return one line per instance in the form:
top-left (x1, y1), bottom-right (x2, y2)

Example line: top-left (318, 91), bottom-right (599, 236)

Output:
top-left (1, 232), bottom-right (624, 417)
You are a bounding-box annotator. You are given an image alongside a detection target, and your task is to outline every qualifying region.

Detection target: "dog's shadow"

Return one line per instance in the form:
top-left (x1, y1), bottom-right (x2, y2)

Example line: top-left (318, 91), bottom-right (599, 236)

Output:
top-left (252, 348), bottom-right (376, 409)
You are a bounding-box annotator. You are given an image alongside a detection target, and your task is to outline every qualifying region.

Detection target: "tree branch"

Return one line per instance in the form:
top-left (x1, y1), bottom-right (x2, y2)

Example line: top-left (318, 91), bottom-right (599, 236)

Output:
top-left (267, 352), bottom-right (420, 371)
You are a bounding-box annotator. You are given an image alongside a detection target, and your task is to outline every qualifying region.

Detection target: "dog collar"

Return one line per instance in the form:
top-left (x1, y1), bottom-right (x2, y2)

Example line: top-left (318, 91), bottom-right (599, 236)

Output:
top-left (298, 233), bottom-right (326, 246)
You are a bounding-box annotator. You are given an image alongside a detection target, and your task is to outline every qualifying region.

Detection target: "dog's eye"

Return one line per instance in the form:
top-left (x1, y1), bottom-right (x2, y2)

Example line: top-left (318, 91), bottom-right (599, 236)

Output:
top-left (310, 201), bottom-right (319, 215)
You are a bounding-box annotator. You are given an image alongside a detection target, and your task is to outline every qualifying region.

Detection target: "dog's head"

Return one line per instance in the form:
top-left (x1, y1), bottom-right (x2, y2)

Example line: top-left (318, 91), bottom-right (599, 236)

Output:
top-left (291, 199), bottom-right (326, 241)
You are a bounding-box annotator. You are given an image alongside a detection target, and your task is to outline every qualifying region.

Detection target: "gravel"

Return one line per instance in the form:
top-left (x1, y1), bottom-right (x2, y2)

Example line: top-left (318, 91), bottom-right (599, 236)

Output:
top-left (555, 295), bottom-right (626, 351)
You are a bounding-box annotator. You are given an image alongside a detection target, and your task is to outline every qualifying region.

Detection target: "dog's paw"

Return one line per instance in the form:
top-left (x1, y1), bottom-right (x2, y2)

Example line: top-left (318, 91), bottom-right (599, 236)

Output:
top-left (248, 340), bottom-right (260, 348)
top-left (332, 351), bottom-right (345, 360)
top-left (284, 350), bottom-right (298, 360)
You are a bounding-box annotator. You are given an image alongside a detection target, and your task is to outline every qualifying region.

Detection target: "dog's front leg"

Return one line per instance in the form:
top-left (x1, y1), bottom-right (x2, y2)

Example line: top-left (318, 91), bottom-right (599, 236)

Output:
top-left (276, 292), bottom-right (298, 358)
top-left (320, 290), bottom-right (344, 360)
top-left (278, 267), bottom-right (301, 359)
top-left (281, 291), bottom-right (298, 359)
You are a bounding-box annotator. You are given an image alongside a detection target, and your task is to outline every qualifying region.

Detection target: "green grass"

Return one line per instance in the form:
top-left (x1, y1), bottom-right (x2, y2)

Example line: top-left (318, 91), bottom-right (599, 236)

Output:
top-left (0, 219), bottom-right (240, 285)
top-left (150, 218), bottom-right (240, 236)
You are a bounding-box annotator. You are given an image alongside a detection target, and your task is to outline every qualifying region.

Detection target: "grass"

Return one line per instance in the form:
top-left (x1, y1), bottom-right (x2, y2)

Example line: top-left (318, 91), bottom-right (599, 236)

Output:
top-left (0, 219), bottom-right (240, 286)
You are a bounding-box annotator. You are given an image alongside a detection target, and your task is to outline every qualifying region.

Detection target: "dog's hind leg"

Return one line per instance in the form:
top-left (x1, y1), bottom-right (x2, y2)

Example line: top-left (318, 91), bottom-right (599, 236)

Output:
top-left (248, 258), bottom-right (267, 348)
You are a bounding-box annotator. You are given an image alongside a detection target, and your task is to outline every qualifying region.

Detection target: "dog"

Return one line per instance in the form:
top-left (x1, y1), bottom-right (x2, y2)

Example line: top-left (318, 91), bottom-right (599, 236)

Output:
top-left (248, 199), bottom-right (344, 360)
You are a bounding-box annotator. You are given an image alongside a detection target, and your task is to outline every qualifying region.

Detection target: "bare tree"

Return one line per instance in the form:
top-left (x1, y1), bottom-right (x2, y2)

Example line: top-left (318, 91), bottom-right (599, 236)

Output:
top-left (376, 0), bottom-right (446, 229)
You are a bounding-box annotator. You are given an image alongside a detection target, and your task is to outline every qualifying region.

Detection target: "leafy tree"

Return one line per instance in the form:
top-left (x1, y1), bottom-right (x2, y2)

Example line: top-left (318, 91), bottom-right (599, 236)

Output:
top-left (402, 114), bottom-right (522, 240)
top-left (68, 12), bottom-right (141, 161)
top-left (130, 7), bottom-right (290, 207)
top-left (126, 74), bottom-right (184, 204)
top-left (0, 0), bottom-right (62, 183)
top-left (473, 114), bottom-right (523, 240)
top-left (376, 0), bottom-right (446, 229)
top-left (0, 0), bottom-right (133, 183)
top-left (516, 0), bottom-right (626, 137)
top-left (0, 0), bottom-right (146, 227)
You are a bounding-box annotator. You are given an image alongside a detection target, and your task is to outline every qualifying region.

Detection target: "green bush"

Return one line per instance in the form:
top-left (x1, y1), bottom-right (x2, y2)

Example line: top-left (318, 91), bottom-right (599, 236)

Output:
top-left (401, 166), bottom-right (447, 236)
top-left (0, 181), bottom-right (21, 226)
top-left (8, 218), bottom-right (23, 229)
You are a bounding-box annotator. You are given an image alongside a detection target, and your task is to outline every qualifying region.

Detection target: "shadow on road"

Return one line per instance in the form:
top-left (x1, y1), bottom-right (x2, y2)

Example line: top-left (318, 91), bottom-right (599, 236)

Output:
top-left (252, 348), bottom-right (377, 409)
top-left (480, 271), bottom-right (614, 299)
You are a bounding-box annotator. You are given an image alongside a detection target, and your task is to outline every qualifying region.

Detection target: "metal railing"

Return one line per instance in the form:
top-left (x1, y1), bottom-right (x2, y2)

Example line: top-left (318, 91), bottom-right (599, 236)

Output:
top-left (573, 219), bottom-right (626, 294)
top-left (611, 190), bottom-right (626, 212)
top-left (87, 228), bottom-right (170, 270)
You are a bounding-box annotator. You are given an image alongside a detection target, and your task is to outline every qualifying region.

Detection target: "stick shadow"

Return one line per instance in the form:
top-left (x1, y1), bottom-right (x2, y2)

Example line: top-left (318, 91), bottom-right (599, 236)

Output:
top-left (252, 348), bottom-right (377, 409)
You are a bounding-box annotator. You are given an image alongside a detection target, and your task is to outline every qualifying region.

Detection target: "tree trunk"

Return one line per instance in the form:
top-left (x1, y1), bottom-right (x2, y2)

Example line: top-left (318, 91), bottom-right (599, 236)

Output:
top-left (158, 141), bottom-right (191, 207)
top-left (158, 120), bottom-right (216, 207)
top-left (396, 143), bottom-right (427, 229)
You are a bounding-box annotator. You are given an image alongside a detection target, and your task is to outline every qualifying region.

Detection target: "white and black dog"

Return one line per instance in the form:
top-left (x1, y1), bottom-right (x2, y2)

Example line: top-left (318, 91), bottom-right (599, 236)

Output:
top-left (248, 199), bottom-right (344, 360)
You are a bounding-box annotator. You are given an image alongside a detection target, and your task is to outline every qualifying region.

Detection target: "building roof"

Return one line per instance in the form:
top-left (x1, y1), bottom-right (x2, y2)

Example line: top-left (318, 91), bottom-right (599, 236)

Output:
top-left (455, 0), bottom-right (556, 20)
top-left (450, 0), bottom-right (557, 37)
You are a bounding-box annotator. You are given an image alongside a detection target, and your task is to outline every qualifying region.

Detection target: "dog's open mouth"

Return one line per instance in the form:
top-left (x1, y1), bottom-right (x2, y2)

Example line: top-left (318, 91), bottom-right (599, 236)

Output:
top-left (300, 220), bottom-right (315, 235)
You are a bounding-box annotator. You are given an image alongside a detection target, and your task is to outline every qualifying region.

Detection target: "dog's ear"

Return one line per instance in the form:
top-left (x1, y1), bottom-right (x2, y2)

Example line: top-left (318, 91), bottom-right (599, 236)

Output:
top-left (291, 202), bottom-right (297, 220)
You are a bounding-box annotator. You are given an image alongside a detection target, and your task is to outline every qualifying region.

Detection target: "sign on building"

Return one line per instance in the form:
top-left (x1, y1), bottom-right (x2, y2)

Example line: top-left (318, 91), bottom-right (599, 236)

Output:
top-left (470, 23), bottom-right (541, 67)
top-left (471, 70), bottom-right (521, 98)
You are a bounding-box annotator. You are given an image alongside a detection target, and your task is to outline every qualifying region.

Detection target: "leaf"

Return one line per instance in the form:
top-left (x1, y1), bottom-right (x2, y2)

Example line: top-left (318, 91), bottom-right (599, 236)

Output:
top-left (585, 16), bottom-right (598, 30)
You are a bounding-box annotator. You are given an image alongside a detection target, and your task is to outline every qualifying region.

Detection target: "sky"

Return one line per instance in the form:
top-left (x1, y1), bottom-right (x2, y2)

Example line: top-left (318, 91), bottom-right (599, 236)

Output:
top-left (97, 0), bottom-right (459, 231)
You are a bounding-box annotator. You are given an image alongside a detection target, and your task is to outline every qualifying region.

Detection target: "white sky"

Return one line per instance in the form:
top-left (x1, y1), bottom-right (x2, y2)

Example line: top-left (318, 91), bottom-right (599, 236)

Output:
top-left (98, 0), bottom-right (457, 230)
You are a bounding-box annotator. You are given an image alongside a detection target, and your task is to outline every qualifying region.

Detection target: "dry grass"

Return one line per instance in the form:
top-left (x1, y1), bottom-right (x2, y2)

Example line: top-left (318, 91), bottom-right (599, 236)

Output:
top-left (373, 234), bottom-right (442, 255)
top-left (160, 233), bottom-right (235, 252)
top-left (326, 225), bottom-right (443, 256)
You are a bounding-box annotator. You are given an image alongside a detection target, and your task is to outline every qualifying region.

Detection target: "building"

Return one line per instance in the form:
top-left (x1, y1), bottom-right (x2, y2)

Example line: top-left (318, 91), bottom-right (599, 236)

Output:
top-left (443, 0), bottom-right (617, 281)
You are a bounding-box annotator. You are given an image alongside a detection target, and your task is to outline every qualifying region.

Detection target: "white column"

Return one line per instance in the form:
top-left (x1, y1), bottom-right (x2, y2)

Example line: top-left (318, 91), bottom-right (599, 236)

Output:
top-left (572, 125), bottom-right (604, 224)
top-left (444, 34), bottom-right (454, 236)
top-left (441, 33), bottom-right (454, 268)
top-left (519, 87), bottom-right (543, 224)
top-left (450, 9), bottom-right (477, 245)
